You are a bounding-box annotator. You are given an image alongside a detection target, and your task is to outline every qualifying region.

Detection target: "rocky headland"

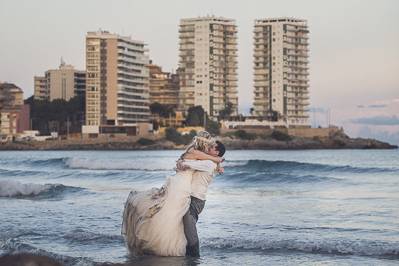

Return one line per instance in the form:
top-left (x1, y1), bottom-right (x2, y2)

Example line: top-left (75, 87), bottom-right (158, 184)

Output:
top-left (0, 129), bottom-right (396, 150)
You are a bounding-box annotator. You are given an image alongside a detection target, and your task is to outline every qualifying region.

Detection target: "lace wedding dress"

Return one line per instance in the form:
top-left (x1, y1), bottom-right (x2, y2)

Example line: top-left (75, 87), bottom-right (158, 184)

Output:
top-left (122, 160), bottom-right (216, 256)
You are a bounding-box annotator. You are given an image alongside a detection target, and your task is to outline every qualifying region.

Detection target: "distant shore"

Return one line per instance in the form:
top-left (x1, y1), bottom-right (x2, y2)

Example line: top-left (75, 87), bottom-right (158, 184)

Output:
top-left (0, 132), bottom-right (397, 151)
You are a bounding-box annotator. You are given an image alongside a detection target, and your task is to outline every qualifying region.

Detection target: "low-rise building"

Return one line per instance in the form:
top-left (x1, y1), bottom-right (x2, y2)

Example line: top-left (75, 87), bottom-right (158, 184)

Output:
top-left (148, 62), bottom-right (179, 109)
top-left (0, 82), bottom-right (26, 141)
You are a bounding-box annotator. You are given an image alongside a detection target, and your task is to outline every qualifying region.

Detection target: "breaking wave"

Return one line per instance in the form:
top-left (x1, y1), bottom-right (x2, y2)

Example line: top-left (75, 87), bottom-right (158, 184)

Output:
top-left (228, 160), bottom-right (398, 174)
top-left (0, 180), bottom-right (84, 198)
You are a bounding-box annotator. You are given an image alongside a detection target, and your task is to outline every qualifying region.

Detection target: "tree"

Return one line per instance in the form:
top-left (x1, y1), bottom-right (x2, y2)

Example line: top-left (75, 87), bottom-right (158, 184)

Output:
top-left (25, 96), bottom-right (85, 135)
top-left (185, 105), bottom-right (220, 135)
top-left (185, 106), bottom-right (205, 126)
top-left (165, 127), bottom-right (196, 145)
top-left (271, 130), bottom-right (292, 141)
top-left (234, 130), bottom-right (256, 140)
top-left (206, 119), bottom-right (220, 135)
top-left (150, 102), bottom-right (175, 118)
top-left (218, 102), bottom-right (234, 120)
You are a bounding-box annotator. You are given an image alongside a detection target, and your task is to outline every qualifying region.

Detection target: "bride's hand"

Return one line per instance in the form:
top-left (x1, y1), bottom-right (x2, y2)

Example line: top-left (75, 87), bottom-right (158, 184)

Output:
top-left (217, 166), bottom-right (225, 174)
top-left (214, 157), bottom-right (224, 164)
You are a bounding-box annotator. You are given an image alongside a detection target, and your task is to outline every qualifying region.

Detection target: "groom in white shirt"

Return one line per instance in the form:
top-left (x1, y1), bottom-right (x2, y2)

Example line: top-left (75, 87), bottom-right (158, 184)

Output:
top-left (178, 141), bottom-right (226, 257)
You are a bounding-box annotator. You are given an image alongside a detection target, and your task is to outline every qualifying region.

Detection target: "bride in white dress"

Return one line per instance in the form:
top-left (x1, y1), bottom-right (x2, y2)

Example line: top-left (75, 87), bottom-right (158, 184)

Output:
top-left (121, 132), bottom-right (222, 256)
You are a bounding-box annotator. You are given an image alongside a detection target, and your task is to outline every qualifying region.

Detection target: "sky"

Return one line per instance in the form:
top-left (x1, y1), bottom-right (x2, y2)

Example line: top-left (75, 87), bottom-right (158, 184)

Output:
top-left (0, 0), bottom-right (398, 143)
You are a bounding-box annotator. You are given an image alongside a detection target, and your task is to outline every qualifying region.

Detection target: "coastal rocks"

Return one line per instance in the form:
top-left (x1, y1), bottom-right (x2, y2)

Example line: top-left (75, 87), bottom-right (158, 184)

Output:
top-left (0, 134), bottom-right (397, 150)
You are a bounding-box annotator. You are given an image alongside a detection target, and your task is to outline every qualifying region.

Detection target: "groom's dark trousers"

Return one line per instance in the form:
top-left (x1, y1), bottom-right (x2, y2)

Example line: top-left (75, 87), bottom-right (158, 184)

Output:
top-left (183, 196), bottom-right (205, 257)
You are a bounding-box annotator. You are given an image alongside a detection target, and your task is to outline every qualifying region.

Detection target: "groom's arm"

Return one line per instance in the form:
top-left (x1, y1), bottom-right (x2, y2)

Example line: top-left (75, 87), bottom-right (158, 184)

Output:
top-left (183, 148), bottom-right (223, 164)
top-left (181, 160), bottom-right (217, 174)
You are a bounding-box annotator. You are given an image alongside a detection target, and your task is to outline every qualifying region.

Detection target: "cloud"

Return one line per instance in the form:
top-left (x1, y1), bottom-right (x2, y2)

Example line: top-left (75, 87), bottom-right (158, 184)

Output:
top-left (357, 104), bottom-right (387, 108)
top-left (367, 104), bottom-right (387, 108)
top-left (350, 115), bottom-right (399, 125)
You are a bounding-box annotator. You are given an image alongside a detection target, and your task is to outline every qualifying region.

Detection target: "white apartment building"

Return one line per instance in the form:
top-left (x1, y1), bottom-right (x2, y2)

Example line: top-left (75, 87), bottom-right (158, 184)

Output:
top-left (34, 60), bottom-right (86, 101)
top-left (85, 30), bottom-right (150, 126)
top-left (253, 17), bottom-right (310, 127)
top-left (178, 16), bottom-right (238, 118)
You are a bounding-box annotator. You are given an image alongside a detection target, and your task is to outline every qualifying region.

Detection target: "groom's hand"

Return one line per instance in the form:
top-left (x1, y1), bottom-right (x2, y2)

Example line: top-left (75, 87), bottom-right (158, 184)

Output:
top-left (176, 160), bottom-right (190, 171)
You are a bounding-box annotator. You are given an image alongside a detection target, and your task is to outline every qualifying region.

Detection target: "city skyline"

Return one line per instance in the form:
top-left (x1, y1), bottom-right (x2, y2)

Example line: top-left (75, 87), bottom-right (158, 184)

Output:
top-left (0, 0), bottom-right (398, 143)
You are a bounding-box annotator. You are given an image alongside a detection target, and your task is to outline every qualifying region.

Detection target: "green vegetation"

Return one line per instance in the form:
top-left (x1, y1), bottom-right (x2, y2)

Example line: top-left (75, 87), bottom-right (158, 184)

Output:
top-left (137, 138), bottom-right (155, 146)
top-left (205, 119), bottom-right (220, 135)
top-left (25, 96), bottom-right (85, 135)
top-left (271, 130), bottom-right (292, 141)
top-left (149, 102), bottom-right (175, 118)
top-left (185, 106), bottom-right (205, 126)
top-left (185, 105), bottom-right (220, 135)
top-left (218, 102), bottom-right (234, 120)
top-left (165, 128), bottom-right (197, 145)
top-left (233, 130), bottom-right (257, 140)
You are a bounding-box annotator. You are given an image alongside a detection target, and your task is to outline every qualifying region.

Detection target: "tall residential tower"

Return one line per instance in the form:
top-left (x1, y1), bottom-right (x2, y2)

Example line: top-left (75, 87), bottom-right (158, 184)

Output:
top-left (178, 16), bottom-right (238, 118)
top-left (253, 18), bottom-right (310, 126)
top-left (85, 30), bottom-right (150, 126)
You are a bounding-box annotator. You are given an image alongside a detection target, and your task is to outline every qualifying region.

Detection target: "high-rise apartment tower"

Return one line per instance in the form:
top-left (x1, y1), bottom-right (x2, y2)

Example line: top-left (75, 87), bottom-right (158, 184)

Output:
top-left (253, 17), bottom-right (310, 126)
top-left (178, 16), bottom-right (238, 118)
top-left (85, 30), bottom-right (150, 126)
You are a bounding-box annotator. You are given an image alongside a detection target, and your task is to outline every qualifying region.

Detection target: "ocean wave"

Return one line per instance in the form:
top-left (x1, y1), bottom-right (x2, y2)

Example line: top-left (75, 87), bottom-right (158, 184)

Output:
top-left (64, 157), bottom-right (174, 171)
top-left (218, 172), bottom-right (339, 185)
top-left (0, 168), bottom-right (47, 177)
top-left (20, 158), bottom-right (66, 167)
top-left (203, 237), bottom-right (399, 258)
top-left (62, 229), bottom-right (124, 245)
top-left (0, 180), bottom-right (84, 199)
top-left (228, 160), bottom-right (398, 174)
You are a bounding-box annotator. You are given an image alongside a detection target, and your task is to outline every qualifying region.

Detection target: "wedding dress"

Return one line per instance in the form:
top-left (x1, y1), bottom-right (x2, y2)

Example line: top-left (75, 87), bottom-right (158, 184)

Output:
top-left (122, 160), bottom-right (216, 256)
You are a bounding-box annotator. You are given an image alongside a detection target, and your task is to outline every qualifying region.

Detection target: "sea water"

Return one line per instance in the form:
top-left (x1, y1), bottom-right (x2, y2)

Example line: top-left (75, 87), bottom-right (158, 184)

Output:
top-left (0, 149), bottom-right (398, 265)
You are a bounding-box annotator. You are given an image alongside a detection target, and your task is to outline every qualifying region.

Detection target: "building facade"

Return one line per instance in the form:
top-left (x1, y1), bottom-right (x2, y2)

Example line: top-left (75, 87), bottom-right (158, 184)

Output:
top-left (85, 30), bottom-right (150, 126)
top-left (0, 82), bottom-right (23, 109)
top-left (0, 82), bottom-right (25, 140)
top-left (253, 17), bottom-right (310, 127)
top-left (34, 76), bottom-right (48, 101)
top-left (178, 16), bottom-right (238, 118)
top-left (34, 60), bottom-right (86, 101)
top-left (148, 62), bottom-right (179, 109)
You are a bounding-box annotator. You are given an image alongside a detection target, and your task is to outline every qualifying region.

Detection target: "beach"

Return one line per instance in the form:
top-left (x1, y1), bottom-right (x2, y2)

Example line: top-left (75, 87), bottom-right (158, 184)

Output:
top-left (1, 149), bottom-right (399, 265)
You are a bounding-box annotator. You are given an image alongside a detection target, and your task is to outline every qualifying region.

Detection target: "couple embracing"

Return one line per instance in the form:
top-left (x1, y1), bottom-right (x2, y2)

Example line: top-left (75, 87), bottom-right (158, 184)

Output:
top-left (121, 131), bottom-right (226, 257)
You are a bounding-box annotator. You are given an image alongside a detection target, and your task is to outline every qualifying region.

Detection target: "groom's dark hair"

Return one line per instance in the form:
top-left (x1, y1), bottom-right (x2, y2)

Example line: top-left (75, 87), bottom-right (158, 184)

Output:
top-left (215, 141), bottom-right (226, 157)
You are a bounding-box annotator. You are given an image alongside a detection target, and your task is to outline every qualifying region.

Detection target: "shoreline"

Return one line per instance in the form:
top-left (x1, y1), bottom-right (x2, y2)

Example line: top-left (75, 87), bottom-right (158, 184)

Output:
top-left (0, 135), bottom-right (397, 151)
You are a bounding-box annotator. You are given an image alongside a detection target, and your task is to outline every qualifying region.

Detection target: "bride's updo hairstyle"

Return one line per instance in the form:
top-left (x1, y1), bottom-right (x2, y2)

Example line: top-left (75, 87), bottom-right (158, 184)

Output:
top-left (180, 131), bottom-right (215, 160)
top-left (190, 131), bottom-right (215, 153)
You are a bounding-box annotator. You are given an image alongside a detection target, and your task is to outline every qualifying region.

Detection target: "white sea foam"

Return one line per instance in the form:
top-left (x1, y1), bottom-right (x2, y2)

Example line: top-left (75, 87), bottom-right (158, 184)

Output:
top-left (65, 157), bottom-right (238, 171)
top-left (0, 180), bottom-right (52, 197)
top-left (223, 160), bottom-right (248, 167)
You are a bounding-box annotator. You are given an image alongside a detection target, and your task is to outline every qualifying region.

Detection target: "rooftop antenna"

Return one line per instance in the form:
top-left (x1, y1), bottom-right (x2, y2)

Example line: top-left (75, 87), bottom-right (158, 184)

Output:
top-left (60, 56), bottom-right (65, 67)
